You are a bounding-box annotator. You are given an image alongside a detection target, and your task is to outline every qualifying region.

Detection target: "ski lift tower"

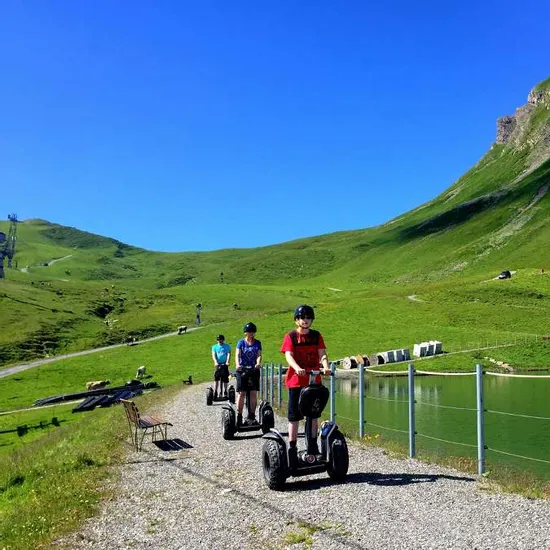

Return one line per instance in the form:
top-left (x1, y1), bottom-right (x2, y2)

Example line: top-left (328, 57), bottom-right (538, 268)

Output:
top-left (0, 214), bottom-right (19, 278)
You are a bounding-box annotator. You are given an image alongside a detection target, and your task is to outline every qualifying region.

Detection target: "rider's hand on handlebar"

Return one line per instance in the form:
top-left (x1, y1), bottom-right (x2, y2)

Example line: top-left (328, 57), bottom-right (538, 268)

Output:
top-left (323, 366), bottom-right (331, 376)
top-left (295, 367), bottom-right (306, 376)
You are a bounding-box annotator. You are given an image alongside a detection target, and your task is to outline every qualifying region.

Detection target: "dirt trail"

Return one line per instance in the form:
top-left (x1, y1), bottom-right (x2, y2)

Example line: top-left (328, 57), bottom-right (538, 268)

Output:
top-left (0, 327), bottom-right (202, 379)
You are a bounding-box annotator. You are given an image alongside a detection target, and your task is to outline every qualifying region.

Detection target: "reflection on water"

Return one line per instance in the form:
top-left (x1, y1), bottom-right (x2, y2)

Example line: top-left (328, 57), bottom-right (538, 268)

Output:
top-left (337, 376), bottom-right (442, 401)
top-left (334, 373), bottom-right (550, 479)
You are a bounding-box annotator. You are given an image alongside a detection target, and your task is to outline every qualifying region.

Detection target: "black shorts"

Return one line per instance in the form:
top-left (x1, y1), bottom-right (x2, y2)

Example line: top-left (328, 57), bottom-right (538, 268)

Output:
top-left (214, 364), bottom-right (229, 383)
top-left (287, 387), bottom-right (305, 422)
top-left (236, 368), bottom-right (260, 392)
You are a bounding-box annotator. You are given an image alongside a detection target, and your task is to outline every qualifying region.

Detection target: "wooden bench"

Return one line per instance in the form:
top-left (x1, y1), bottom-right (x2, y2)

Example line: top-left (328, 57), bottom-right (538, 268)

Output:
top-left (121, 399), bottom-right (173, 451)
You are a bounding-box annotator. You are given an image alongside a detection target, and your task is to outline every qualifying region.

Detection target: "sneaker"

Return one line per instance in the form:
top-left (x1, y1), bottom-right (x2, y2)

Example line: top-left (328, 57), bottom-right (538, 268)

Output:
top-left (224, 392), bottom-right (228, 398)
top-left (237, 414), bottom-right (243, 427)
top-left (214, 391), bottom-right (218, 399)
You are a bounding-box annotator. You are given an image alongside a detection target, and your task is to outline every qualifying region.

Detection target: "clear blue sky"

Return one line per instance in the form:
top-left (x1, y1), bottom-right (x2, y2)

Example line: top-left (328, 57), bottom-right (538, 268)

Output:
top-left (1, 1), bottom-right (549, 252)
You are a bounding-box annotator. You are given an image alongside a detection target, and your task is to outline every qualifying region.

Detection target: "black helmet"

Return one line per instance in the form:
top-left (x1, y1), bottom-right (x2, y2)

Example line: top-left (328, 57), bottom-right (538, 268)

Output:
top-left (243, 322), bottom-right (257, 333)
top-left (294, 304), bottom-right (315, 320)
top-left (216, 334), bottom-right (225, 341)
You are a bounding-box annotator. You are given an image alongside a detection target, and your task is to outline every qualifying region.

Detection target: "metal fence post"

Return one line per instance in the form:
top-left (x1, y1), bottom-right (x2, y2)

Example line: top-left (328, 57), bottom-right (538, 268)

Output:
top-left (266, 363), bottom-right (271, 402)
top-left (278, 363), bottom-right (283, 408)
top-left (270, 362), bottom-right (274, 404)
top-left (265, 363), bottom-right (271, 401)
top-left (359, 362), bottom-right (365, 438)
top-left (476, 364), bottom-right (486, 475)
top-left (408, 363), bottom-right (416, 458)
top-left (259, 364), bottom-right (263, 400)
top-left (266, 362), bottom-right (270, 402)
top-left (330, 362), bottom-right (336, 423)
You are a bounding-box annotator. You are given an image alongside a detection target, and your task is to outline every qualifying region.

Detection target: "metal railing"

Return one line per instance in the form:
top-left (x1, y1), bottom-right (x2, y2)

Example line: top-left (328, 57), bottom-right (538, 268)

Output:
top-left (258, 362), bottom-right (550, 476)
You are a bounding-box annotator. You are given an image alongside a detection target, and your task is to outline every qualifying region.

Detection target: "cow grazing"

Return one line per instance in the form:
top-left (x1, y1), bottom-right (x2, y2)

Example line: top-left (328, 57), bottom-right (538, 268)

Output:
top-left (136, 365), bottom-right (146, 379)
top-left (86, 380), bottom-right (111, 391)
top-left (177, 325), bottom-right (187, 335)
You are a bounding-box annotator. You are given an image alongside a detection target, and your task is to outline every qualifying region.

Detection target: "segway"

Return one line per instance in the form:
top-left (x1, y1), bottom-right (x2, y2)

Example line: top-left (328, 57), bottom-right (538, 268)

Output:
top-left (262, 370), bottom-right (349, 490)
top-left (206, 385), bottom-right (236, 406)
top-left (221, 366), bottom-right (274, 439)
top-left (206, 364), bottom-right (236, 406)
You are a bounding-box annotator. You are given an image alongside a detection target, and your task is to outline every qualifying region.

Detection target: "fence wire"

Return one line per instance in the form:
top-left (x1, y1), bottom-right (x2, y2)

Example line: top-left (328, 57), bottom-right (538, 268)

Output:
top-left (486, 371), bottom-right (550, 379)
top-left (365, 421), bottom-right (408, 435)
top-left (365, 394), bottom-right (409, 404)
top-left (488, 447), bottom-right (550, 465)
top-left (415, 370), bottom-right (476, 376)
top-left (416, 432), bottom-right (477, 448)
top-left (486, 409), bottom-right (550, 421)
top-left (262, 363), bottom-right (550, 474)
top-left (415, 400), bottom-right (476, 411)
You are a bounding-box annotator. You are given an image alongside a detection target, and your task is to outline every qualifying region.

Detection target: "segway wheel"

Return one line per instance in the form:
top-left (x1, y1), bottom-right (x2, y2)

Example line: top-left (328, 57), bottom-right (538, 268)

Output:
top-left (206, 387), bottom-right (214, 406)
top-left (262, 439), bottom-right (287, 490)
top-left (221, 409), bottom-right (235, 440)
top-left (228, 385), bottom-right (236, 404)
top-left (326, 431), bottom-right (349, 481)
top-left (261, 406), bottom-right (275, 434)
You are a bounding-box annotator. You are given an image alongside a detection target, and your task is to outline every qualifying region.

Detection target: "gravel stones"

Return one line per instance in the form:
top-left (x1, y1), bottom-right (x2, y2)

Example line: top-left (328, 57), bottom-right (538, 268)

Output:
top-left (55, 383), bottom-right (550, 549)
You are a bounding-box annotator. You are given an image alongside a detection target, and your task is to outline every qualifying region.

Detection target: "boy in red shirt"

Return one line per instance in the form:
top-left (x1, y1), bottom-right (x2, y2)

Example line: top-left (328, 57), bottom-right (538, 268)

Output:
top-left (280, 305), bottom-right (330, 467)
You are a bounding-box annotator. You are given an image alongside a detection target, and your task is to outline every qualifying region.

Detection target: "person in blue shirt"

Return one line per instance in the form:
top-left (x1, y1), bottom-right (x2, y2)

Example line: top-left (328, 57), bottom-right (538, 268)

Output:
top-left (211, 335), bottom-right (231, 398)
top-left (235, 322), bottom-right (262, 425)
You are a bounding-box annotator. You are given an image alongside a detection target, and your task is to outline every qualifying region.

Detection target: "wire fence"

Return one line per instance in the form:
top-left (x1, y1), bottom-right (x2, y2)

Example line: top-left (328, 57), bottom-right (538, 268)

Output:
top-left (258, 362), bottom-right (550, 476)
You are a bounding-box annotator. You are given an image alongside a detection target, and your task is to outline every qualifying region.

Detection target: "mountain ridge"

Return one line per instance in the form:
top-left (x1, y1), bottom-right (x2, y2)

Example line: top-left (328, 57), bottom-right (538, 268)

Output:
top-left (1, 75), bottom-right (550, 365)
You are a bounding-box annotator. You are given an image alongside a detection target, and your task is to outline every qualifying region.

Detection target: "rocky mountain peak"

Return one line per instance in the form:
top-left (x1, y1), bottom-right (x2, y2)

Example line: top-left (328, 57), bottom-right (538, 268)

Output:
top-left (527, 87), bottom-right (550, 106)
top-left (495, 77), bottom-right (550, 171)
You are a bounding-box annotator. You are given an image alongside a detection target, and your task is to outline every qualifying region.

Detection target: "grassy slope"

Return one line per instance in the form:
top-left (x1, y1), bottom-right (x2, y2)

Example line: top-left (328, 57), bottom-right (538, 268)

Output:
top-left (2, 158), bottom-right (550, 368)
top-left (0, 77), bottom-right (549, 378)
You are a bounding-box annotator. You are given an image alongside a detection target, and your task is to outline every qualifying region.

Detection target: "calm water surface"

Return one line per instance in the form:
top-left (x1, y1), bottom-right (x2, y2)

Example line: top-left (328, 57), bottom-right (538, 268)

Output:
top-left (332, 373), bottom-right (550, 479)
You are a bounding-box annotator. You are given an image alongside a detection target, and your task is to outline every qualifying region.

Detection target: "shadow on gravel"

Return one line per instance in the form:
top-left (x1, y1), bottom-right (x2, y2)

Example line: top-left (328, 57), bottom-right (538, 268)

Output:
top-left (359, 472), bottom-right (475, 486)
top-left (283, 471), bottom-right (474, 491)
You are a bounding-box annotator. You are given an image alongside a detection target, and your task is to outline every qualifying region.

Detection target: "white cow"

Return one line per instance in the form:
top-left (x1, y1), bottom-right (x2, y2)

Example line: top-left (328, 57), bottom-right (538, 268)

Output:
top-left (136, 366), bottom-right (146, 379)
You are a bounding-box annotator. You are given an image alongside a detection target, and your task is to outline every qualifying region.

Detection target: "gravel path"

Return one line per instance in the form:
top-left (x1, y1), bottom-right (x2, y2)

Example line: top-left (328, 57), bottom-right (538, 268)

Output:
top-left (0, 328), bottom-right (201, 379)
top-left (55, 383), bottom-right (550, 550)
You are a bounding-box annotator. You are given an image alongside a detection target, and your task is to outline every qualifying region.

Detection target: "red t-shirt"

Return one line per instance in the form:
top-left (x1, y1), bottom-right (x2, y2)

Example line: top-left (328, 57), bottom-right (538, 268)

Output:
top-left (281, 329), bottom-right (326, 388)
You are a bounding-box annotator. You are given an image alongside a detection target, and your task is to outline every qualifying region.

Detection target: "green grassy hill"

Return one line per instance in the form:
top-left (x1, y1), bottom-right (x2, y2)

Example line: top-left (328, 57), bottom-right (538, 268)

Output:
top-left (1, 77), bottom-right (550, 368)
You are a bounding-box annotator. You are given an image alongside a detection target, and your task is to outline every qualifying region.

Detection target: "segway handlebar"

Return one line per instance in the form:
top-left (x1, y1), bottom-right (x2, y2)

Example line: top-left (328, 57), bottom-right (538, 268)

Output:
top-left (306, 369), bottom-right (334, 385)
top-left (230, 365), bottom-right (258, 376)
top-left (307, 369), bottom-right (334, 376)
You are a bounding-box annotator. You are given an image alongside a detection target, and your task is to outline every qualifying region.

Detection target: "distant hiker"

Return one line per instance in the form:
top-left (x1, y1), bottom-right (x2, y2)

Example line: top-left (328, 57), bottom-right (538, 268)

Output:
top-left (212, 335), bottom-right (231, 398)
